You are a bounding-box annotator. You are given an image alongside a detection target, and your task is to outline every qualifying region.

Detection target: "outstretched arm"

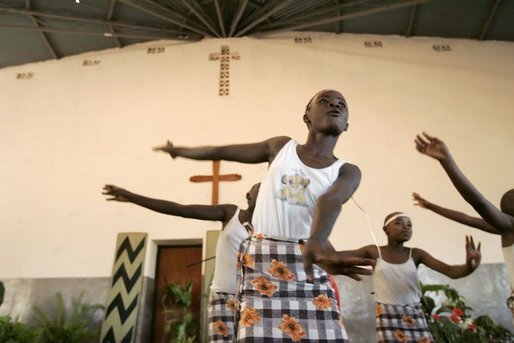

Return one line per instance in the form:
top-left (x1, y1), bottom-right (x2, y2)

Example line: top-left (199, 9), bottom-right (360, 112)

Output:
top-left (415, 236), bottom-right (481, 279)
top-left (153, 136), bottom-right (290, 164)
top-left (415, 132), bottom-right (513, 233)
top-left (102, 185), bottom-right (234, 222)
top-left (303, 163), bottom-right (367, 281)
top-left (412, 192), bottom-right (500, 235)
top-left (322, 245), bottom-right (378, 281)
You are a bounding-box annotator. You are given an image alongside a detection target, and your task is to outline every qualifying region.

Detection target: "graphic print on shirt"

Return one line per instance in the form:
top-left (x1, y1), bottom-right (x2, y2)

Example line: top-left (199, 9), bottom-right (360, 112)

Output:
top-left (279, 173), bottom-right (310, 206)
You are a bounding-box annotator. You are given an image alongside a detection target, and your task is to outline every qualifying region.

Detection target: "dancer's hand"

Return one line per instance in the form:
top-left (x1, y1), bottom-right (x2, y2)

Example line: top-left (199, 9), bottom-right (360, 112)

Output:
top-left (412, 192), bottom-right (431, 209)
top-left (102, 184), bottom-right (131, 202)
top-left (303, 241), bottom-right (375, 282)
top-left (415, 132), bottom-right (450, 161)
top-left (465, 235), bottom-right (481, 270)
top-left (321, 250), bottom-right (376, 281)
top-left (153, 140), bottom-right (178, 158)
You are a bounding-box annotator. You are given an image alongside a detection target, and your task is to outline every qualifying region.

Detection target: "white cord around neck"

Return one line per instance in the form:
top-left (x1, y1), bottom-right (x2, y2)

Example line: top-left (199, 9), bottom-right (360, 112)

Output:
top-left (351, 196), bottom-right (380, 250)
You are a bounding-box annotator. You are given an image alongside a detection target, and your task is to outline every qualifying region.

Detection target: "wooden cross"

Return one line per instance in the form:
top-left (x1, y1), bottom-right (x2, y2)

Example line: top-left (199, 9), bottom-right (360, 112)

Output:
top-left (189, 161), bottom-right (242, 205)
top-left (209, 45), bottom-right (240, 96)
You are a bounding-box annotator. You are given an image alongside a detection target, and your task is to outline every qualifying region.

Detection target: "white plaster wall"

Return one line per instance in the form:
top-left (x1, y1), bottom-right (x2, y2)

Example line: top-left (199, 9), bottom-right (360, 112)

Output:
top-left (0, 33), bottom-right (513, 278)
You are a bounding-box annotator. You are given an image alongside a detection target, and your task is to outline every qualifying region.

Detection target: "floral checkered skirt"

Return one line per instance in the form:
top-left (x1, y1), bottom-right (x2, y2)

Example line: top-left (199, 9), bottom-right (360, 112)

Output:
top-left (375, 302), bottom-right (433, 343)
top-left (234, 234), bottom-right (349, 342)
top-left (207, 292), bottom-right (236, 342)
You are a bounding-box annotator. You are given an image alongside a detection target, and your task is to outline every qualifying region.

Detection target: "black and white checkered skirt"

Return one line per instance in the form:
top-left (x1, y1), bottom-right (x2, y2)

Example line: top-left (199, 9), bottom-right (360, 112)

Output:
top-left (375, 302), bottom-right (433, 342)
top-left (207, 291), bottom-right (236, 342)
top-left (234, 234), bottom-right (349, 342)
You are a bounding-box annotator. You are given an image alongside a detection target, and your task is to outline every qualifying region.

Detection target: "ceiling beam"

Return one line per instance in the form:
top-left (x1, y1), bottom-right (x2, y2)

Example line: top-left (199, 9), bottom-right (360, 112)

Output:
top-left (0, 6), bottom-right (197, 38)
top-left (143, 0), bottom-right (215, 37)
top-left (212, 0), bottom-right (226, 37)
top-left (118, 0), bottom-right (211, 37)
top-left (107, 0), bottom-right (122, 48)
top-left (0, 23), bottom-right (198, 41)
top-left (479, 0), bottom-right (500, 40)
top-left (256, 0), bottom-right (370, 31)
top-left (255, 0), bottom-right (437, 36)
top-left (25, 0), bottom-right (58, 59)
top-left (406, 4), bottom-right (417, 37)
top-left (335, 0), bottom-right (341, 34)
top-left (238, 0), bottom-right (283, 28)
top-left (180, 0), bottom-right (220, 37)
top-left (229, 0), bottom-right (248, 37)
top-left (235, 0), bottom-right (295, 37)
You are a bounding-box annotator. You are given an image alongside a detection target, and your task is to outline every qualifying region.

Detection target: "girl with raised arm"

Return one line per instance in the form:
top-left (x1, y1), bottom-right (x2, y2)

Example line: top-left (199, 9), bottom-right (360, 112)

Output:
top-left (102, 183), bottom-right (260, 342)
top-left (349, 212), bottom-right (481, 342)
top-left (154, 90), bottom-right (375, 342)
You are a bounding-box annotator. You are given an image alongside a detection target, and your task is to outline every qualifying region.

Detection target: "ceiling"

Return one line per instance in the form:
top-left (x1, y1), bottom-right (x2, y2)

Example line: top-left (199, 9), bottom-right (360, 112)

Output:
top-left (0, 0), bottom-right (512, 69)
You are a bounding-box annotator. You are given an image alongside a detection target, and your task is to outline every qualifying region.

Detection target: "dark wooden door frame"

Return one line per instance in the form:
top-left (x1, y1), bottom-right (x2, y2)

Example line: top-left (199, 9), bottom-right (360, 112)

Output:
top-left (150, 239), bottom-right (203, 343)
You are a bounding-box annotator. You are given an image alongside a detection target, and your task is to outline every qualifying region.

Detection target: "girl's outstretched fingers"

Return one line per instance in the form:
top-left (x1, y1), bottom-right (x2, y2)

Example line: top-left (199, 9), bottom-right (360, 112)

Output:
top-left (466, 235), bottom-right (481, 269)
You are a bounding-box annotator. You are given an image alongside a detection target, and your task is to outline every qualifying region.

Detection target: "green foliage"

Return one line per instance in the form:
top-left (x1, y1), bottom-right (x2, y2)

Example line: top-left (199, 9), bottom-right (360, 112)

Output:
top-left (32, 291), bottom-right (104, 343)
top-left (421, 283), bottom-right (514, 342)
top-left (163, 279), bottom-right (193, 308)
top-left (162, 279), bottom-right (197, 343)
top-left (0, 316), bottom-right (37, 343)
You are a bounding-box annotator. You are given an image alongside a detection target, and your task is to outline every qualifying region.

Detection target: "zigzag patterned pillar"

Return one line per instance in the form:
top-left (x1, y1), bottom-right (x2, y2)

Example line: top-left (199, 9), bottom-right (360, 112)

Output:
top-left (100, 232), bottom-right (147, 343)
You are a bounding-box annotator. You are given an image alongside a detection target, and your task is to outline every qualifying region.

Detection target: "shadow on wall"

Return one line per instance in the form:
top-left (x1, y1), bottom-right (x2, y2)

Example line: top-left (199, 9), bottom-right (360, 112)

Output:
top-left (336, 263), bottom-right (513, 343)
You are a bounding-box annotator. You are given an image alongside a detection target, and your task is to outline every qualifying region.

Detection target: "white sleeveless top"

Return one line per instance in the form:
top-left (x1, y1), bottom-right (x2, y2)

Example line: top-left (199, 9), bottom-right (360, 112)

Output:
top-left (502, 244), bottom-right (514, 290)
top-left (373, 248), bottom-right (422, 305)
top-left (251, 139), bottom-right (345, 238)
top-left (210, 208), bottom-right (247, 294)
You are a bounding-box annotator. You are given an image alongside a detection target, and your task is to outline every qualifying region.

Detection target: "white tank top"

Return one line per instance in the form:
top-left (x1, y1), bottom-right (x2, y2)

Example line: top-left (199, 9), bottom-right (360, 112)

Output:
top-left (373, 248), bottom-right (422, 305)
top-left (502, 244), bottom-right (514, 290)
top-left (210, 208), bottom-right (247, 294)
top-left (252, 139), bottom-right (345, 238)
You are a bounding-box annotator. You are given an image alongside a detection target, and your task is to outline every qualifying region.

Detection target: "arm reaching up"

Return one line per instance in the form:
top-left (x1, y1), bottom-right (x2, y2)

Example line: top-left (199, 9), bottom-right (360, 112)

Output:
top-left (412, 192), bottom-right (500, 235)
top-left (415, 236), bottom-right (481, 279)
top-left (415, 132), bottom-right (513, 233)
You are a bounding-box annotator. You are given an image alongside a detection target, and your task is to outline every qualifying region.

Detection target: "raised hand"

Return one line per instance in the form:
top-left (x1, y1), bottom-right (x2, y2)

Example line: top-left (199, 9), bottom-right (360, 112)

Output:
top-left (465, 235), bottom-right (481, 270)
top-left (102, 184), bottom-right (131, 202)
top-left (415, 132), bottom-right (450, 161)
top-left (412, 192), bottom-right (430, 209)
top-left (152, 140), bottom-right (177, 158)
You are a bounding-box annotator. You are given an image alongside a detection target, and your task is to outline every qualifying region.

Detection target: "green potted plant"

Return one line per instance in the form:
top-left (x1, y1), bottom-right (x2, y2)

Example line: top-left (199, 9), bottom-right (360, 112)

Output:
top-left (162, 279), bottom-right (197, 343)
top-left (0, 281), bottom-right (37, 343)
top-left (32, 291), bottom-right (104, 343)
top-left (421, 283), bottom-right (514, 342)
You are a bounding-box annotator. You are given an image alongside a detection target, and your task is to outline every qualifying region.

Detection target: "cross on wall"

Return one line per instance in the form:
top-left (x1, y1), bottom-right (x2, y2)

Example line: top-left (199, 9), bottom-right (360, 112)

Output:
top-left (209, 45), bottom-right (240, 96)
top-left (189, 161), bottom-right (241, 205)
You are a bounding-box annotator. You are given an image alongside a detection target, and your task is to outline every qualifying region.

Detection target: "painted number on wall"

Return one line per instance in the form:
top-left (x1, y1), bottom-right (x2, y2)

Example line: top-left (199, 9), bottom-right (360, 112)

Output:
top-left (364, 41), bottom-right (383, 47)
top-left (147, 47), bottom-right (165, 54)
top-left (16, 72), bottom-right (34, 79)
top-left (432, 44), bottom-right (452, 52)
top-left (294, 37), bottom-right (312, 44)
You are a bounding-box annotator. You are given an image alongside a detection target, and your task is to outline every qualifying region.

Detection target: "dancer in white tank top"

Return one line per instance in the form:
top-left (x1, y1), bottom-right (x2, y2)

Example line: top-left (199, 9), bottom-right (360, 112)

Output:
top-left (154, 90), bottom-right (376, 342)
top-left (349, 212), bottom-right (481, 342)
top-left (102, 183), bottom-right (260, 342)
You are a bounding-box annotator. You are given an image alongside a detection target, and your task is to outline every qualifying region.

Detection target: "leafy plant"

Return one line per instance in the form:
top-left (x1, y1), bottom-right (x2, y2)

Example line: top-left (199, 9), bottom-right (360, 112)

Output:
top-left (421, 283), bottom-right (514, 342)
top-left (162, 279), bottom-right (197, 343)
top-left (32, 291), bottom-right (104, 343)
top-left (0, 316), bottom-right (37, 343)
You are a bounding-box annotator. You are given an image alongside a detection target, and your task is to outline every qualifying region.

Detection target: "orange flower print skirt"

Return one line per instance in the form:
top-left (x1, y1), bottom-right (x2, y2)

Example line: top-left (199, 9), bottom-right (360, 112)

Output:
top-left (375, 302), bottom-right (433, 342)
top-left (234, 235), bottom-right (349, 342)
top-left (207, 292), bottom-right (236, 342)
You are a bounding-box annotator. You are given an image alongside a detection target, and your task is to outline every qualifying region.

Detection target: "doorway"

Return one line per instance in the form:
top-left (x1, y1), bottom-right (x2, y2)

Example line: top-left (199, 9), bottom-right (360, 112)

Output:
top-left (151, 244), bottom-right (203, 343)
